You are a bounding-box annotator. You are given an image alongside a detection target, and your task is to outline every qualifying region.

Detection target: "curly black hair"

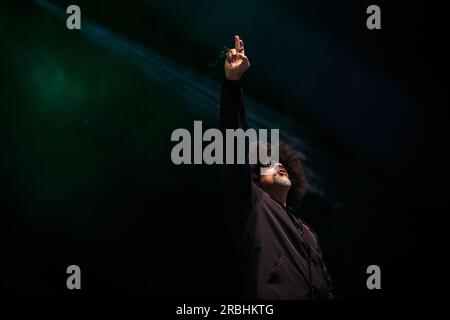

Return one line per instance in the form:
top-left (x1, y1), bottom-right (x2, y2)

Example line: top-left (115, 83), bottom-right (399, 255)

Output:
top-left (250, 140), bottom-right (307, 211)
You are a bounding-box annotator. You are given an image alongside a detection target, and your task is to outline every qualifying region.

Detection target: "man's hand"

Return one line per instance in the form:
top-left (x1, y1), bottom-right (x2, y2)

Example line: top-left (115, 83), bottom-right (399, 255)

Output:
top-left (225, 35), bottom-right (250, 81)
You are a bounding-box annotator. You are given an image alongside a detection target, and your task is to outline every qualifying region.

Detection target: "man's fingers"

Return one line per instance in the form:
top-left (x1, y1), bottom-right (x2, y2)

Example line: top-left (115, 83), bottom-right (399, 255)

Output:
top-left (239, 40), bottom-right (245, 53)
top-left (229, 48), bottom-right (238, 62)
top-left (227, 49), bottom-right (249, 67)
top-left (226, 48), bottom-right (236, 62)
top-left (234, 35), bottom-right (240, 51)
top-left (239, 53), bottom-right (248, 61)
top-left (233, 35), bottom-right (245, 54)
top-left (240, 54), bottom-right (250, 67)
top-left (235, 36), bottom-right (245, 53)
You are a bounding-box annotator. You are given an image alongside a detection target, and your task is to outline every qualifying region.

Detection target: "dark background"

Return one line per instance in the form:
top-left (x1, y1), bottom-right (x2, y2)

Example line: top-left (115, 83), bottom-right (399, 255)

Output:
top-left (1, 0), bottom-right (448, 299)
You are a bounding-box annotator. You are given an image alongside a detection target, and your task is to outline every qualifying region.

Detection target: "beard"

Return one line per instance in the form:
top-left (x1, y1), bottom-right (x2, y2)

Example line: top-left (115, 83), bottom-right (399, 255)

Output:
top-left (274, 174), bottom-right (291, 187)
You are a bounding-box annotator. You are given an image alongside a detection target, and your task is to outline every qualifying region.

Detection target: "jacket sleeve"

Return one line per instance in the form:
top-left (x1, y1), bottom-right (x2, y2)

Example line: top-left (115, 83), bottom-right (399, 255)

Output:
top-left (219, 79), bottom-right (254, 245)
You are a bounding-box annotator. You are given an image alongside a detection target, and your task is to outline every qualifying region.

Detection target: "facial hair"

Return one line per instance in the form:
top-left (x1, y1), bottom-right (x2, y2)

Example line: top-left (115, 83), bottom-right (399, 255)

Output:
top-left (273, 174), bottom-right (291, 187)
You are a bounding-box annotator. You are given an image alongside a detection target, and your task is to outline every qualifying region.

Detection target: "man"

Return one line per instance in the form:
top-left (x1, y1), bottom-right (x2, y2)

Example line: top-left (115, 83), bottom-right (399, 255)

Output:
top-left (219, 35), bottom-right (333, 300)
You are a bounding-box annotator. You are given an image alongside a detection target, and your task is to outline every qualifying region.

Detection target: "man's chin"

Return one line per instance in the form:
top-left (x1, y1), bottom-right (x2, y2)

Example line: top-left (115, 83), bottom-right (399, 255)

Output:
top-left (274, 175), bottom-right (292, 187)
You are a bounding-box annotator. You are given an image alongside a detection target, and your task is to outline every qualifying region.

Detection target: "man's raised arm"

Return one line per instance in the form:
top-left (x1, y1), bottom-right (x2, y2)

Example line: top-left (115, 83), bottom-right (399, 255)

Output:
top-left (219, 36), bottom-right (253, 245)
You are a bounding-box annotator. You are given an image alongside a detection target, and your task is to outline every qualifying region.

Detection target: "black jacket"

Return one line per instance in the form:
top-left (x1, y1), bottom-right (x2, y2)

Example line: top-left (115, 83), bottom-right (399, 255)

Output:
top-left (219, 79), bottom-right (333, 300)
